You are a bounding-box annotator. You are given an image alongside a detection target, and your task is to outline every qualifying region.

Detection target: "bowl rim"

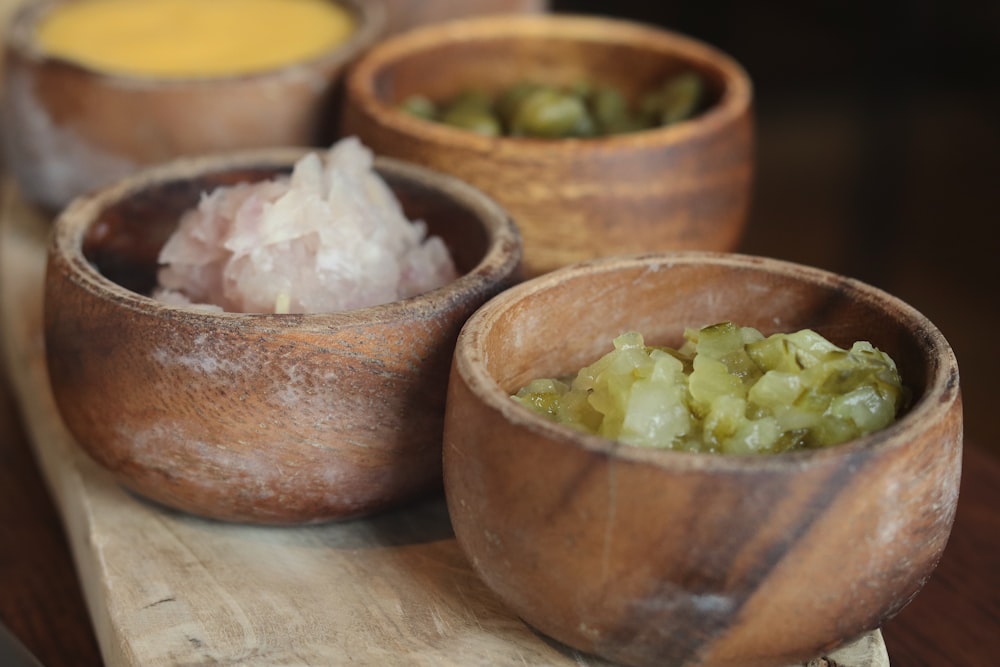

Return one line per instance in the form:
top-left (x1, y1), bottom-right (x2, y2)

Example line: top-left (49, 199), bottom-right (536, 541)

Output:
top-left (5, 0), bottom-right (386, 85)
top-left (344, 12), bottom-right (754, 151)
top-left (451, 252), bottom-right (961, 472)
top-left (49, 145), bottom-right (522, 331)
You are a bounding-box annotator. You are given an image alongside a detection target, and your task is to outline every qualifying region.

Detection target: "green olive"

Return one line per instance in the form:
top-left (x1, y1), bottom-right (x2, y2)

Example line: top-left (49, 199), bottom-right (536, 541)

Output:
top-left (397, 73), bottom-right (706, 138)
top-left (399, 95), bottom-right (436, 120)
top-left (509, 89), bottom-right (589, 138)
top-left (640, 71), bottom-right (704, 126)
top-left (587, 85), bottom-right (636, 134)
top-left (440, 104), bottom-right (502, 136)
top-left (447, 89), bottom-right (493, 112)
top-left (495, 81), bottom-right (546, 127)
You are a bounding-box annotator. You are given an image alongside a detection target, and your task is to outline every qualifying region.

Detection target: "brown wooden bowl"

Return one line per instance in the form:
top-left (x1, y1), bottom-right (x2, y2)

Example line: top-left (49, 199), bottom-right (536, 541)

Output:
top-left (341, 14), bottom-right (754, 278)
top-left (1, 0), bottom-right (384, 212)
top-left (44, 147), bottom-right (522, 524)
top-left (443, 253), bottom-right (962, 667)
top-left (380, 0), bottom-right (548, 37)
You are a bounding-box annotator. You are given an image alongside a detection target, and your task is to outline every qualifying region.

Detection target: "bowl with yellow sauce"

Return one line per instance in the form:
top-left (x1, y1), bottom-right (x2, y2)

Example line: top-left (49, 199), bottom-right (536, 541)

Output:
top-left (443, 252), bottom-right (962, 667)
top-left (1, 0), bottom-right (384, 211)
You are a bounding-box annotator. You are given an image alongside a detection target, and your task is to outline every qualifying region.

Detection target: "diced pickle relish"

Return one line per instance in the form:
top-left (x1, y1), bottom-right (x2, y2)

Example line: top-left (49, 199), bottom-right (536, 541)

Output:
top-left (511, 323), bottom-right (909, 454)
top-left (398, 72), bottom-right (706, 139)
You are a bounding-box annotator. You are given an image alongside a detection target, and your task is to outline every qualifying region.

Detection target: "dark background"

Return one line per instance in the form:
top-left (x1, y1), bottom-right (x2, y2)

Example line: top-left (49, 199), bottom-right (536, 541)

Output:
top-left (553, 0), bottom-right (1000, 455)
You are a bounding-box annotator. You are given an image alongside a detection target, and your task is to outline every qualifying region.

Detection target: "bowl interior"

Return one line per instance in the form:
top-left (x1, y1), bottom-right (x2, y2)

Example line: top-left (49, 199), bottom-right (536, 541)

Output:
top-left (81, 159), bottom-right (493, 299)
top-left (366, 19), bottom-right (732, 120)
top-left (475, 255), bottom-right (946, 432)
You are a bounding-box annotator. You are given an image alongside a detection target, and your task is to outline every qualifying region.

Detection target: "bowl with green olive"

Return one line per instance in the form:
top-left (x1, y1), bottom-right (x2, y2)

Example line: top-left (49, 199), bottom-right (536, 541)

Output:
top-left (341, 14), bottom-right (754, 277)
top-left (442, 252), bottom-right (962, 666)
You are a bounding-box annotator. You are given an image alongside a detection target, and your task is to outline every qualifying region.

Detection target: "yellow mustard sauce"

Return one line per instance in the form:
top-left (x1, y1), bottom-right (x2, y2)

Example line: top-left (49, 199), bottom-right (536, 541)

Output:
top-left (34, 0), bottom-right (356, 78)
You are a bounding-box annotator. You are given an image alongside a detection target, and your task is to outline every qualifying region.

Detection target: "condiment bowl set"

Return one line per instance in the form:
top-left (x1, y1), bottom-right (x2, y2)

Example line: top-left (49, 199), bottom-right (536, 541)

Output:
top-left (7, 3), bottom-right (963, 666)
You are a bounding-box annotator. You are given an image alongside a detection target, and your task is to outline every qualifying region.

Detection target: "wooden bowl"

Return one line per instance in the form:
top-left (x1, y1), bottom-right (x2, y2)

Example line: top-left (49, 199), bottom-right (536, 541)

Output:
top-left (1, 0), bottom-right (384, 212)
top-left (443, 253), bottom-right (962, 667)
top-left (380, 0), bottom-right (547, 37)
top-left (44, 147), bottom-right (522, 524)
top-left (341, 14), bottom-right (753, 278)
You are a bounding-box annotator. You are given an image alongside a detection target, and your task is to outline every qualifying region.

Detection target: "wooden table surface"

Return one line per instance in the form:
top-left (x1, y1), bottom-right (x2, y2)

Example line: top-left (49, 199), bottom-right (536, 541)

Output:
top-left (2, 374), bottom-right (997, 667)
top-left (3, 364), bottom-right (999, 667)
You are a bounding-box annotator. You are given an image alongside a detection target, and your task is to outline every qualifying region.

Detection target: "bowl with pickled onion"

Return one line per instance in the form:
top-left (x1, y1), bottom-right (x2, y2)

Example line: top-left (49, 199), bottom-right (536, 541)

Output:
top-left (443, 252), bottom-right (962, 667)
top-left (43, 142), bottom-right (521, 524)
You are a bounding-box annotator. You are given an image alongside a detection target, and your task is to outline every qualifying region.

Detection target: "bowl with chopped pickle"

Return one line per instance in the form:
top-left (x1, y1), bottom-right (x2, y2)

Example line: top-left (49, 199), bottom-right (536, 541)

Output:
top-left (341, 13), bottom-right (754, 278)
top-left (43, 138), bottom-right (522, 524)
top-left (2, 0), bottom-right (385, 212)
top-left (443, 252), bottom-right (962, 667)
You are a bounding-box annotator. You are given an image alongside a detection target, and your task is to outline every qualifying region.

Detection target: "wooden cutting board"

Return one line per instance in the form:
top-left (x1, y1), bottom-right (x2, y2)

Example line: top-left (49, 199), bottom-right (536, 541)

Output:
top-left (0, 180), bottom-right (889, 667)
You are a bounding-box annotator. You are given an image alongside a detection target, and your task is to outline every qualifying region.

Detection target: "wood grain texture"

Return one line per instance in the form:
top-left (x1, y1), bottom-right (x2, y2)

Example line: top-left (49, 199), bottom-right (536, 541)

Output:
top-left (42, 150), bottom-right (521, 524)
top-left (0, 372), bottom-right (102, 667)
top-left (341, 14), bottom-right (753, 278)
top-left (379, 0), bottom-right (548, 36)
top-left (1, 0), bottom-right (385, 211)
top-left (0, 183), bottom-right (889, 666)
top-left (443, 255), bottom-right (961, 667)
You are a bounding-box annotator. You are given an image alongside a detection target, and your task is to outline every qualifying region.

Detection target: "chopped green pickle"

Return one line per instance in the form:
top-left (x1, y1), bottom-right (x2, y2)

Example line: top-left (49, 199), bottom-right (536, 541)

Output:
top-left (511, 324), bottom-right (909, 454)
top-left (397, 71), bottom-right (706, 139)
